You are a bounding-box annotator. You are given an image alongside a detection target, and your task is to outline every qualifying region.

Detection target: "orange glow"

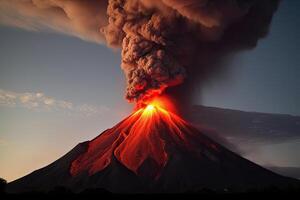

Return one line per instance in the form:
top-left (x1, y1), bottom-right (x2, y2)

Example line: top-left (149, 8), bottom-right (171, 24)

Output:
top-left (144, 104), bottom-right (155, 113)
top-left (139, 95), bottom-right (177, 113)
top-left (71, 97), bottom-right (219, 179)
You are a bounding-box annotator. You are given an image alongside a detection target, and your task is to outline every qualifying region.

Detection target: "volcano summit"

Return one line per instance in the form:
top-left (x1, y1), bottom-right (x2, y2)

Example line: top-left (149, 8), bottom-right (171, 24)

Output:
top-left (7, 101), bottom-right (299, 193)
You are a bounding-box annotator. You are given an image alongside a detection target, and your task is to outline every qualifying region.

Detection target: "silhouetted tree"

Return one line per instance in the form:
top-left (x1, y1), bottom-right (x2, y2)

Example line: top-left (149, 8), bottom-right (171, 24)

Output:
top-left (0, 178), bottom-right (7, 194)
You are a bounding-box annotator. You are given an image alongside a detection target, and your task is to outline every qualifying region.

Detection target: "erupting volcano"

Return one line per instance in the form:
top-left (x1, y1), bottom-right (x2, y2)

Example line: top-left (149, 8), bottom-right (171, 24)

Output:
top-left (70, 99), bottom-right (220, 179)
top-left (8, 98), bottom-right (299, 193)
top-left (2, 0), bottom-right (300, 194)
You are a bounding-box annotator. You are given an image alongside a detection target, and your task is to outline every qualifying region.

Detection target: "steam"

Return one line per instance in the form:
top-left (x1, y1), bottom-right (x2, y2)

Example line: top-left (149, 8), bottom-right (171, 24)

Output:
top-left (0, 0), bottom-right (279, 104)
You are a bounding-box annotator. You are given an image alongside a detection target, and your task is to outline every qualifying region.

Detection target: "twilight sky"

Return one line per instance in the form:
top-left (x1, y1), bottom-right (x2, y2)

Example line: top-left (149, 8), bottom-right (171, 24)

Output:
top-left (0, 0), bottom-right (300, 181)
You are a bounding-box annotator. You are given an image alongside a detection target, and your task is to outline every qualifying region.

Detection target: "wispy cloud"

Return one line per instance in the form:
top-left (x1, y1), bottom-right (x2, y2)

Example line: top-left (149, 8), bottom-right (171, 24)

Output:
top-left (0, 89), bottom-right (108, 116)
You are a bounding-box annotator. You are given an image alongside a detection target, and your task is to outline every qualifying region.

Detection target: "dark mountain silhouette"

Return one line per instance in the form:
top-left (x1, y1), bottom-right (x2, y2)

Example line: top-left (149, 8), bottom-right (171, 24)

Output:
top-left (267, 167), bottom-right (300, 180)
top-left (7, 105), bottom-right (300, 193)
top-left (186, 105), bottom-right (300, 146)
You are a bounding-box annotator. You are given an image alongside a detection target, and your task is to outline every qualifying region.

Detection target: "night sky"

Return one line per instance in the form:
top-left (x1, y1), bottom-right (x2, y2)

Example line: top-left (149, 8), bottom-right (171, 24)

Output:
top-left (0, 0), bottom-right (299, 181)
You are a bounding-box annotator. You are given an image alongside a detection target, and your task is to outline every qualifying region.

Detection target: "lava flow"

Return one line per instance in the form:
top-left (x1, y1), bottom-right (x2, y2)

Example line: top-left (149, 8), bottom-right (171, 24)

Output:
top-left (11, 99), bottom-right (299, 193)
top-left (70, 98), bottom-right (219, 179)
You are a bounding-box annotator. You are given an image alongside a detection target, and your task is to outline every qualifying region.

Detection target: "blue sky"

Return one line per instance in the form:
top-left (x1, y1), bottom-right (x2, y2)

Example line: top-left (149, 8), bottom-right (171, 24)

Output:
top-left (0, 0), bottom-right (299, 181)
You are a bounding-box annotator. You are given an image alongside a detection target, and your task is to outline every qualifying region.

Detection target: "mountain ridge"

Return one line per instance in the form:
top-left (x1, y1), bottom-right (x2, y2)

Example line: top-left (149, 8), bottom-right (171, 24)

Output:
top-left (7, 105), bottom-right (300, 193)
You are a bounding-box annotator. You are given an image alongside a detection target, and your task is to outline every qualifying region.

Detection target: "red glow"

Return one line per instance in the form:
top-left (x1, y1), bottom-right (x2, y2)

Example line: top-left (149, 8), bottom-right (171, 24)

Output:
top-left (136, 95), bottom-right (177, 113)
top-left (70, 99), bottom-right (219, 179)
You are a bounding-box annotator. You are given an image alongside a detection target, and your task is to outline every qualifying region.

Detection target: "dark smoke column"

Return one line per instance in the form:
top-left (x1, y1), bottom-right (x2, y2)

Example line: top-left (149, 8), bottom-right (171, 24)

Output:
top-left (103, 0), bottom-right (186, 103)
top-left (102, 0), bottom-right (278, 103)
top-left (0, 0), bottom-right (280, 105)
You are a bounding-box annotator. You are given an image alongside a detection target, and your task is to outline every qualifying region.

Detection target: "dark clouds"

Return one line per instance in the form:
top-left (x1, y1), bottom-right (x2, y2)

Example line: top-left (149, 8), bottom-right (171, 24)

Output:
top-left (0, 0), bottom-right (280, 105)
top-left (166, 0), bottom-right (280, 112)
top-left (103, 0), bottom-right (280, 103)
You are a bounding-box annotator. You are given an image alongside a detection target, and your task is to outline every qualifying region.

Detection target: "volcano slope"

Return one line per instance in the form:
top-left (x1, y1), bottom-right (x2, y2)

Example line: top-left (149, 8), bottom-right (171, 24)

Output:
top-left (7, 105), bottom-right (299, 193)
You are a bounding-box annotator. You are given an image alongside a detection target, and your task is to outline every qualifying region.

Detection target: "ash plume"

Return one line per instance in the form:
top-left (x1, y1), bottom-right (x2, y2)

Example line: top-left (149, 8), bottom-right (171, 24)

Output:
top-left (0, 0), bottom-right (280, 104)
top-left (103, 0), bottom-right (258, 103)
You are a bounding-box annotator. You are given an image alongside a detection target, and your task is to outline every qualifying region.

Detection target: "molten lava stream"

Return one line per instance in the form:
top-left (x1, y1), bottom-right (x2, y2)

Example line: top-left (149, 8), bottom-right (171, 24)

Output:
top-left (70, 98), bottom-right (218, 178)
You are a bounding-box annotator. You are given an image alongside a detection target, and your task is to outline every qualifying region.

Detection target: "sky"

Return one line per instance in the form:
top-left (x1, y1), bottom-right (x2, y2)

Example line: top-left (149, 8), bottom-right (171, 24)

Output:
top-left (0, 0), bottom-right (300, 181)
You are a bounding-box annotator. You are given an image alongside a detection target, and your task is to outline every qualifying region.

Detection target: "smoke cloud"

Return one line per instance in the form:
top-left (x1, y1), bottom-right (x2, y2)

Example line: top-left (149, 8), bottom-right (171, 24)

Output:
top-left (165, 0), bottom-right (280, 112)
top-left (0, 0), bottom-right (279, 104)
top-left (0, 0), bottom-right (108, 43)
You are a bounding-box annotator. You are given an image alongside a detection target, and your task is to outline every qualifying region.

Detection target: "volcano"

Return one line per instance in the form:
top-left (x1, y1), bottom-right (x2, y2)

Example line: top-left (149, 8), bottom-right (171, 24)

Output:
top-left (7, 103), bottom-right (299, 193)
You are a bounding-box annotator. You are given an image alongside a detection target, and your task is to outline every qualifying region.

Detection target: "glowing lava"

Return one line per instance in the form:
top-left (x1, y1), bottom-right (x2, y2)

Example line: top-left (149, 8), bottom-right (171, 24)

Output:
top-left (10, 100), bottom-right (299, 193)
top-left (70, 99), bottom-right (220, 179)
top-left (144, 104), bottom-right (155, 113)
